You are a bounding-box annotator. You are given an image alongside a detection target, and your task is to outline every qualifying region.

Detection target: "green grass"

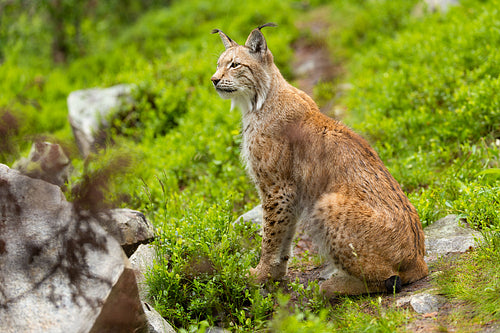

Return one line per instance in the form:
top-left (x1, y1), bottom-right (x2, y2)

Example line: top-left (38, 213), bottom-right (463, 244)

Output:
top-left (340, 0), bottom-right (500, 227)
top-left (1, 0), bottom-right (500, 331)
top-left (269, 293), bottom-right (409, 333)
top-left (434, 249), bottom-right (500, 330)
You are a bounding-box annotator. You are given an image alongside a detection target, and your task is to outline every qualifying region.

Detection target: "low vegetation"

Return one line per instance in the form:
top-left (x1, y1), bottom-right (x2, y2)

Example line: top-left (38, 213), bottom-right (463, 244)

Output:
top-left (1, 0), bottom-right (498, 331)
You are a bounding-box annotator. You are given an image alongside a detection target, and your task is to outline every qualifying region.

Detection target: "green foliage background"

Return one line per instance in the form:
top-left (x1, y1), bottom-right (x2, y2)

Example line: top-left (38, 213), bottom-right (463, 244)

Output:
top-left (1, 0), bottom-right (499, 331)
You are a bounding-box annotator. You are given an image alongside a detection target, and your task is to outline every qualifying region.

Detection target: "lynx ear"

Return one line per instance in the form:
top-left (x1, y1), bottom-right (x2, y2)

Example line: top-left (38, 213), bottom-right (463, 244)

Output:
top-left (211, 29), bottom-right (238, 50)
top-left (245, 23), bottom-right (277, 54)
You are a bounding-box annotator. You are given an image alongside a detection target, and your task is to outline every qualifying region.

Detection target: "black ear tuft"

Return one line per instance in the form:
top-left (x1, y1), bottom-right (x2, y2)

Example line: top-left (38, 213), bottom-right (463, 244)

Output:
top-left (245, 23), bottom-right (277, 55)
top-left (212, 28), bottom-right (238, 50)
top-left (258, 22), bottom-right (278, 30)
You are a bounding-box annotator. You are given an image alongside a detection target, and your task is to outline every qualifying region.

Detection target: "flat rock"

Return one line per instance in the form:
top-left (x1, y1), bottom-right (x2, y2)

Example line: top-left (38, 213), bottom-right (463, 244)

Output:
top-left (409, 293), bottom-right (447, 314)
top-left (395, 295), bottom-right (413, 308)
top-left (395, 289), bottom-right (447, 314)
top-left (424, 214), bottom-right (483, 256)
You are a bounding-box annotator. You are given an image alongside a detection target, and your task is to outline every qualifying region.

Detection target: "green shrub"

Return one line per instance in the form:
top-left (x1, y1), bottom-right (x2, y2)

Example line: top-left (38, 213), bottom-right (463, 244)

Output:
top-left (146, 198), bottom-right (274, 329)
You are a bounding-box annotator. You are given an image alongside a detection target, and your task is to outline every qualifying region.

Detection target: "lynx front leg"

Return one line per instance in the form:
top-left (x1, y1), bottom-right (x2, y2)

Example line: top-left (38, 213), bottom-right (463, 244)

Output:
top-left (249, 184), bottom-right (297, 283)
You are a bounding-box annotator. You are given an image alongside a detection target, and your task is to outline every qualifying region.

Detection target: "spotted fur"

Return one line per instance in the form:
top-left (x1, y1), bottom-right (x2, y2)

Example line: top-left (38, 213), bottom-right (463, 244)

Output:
top-left (211, 25), bottom-right (428, 296)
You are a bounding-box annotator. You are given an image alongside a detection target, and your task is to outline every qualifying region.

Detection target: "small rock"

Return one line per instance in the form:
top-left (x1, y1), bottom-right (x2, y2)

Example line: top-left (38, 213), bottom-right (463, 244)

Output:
top-left (142, 302), bottom-right (176, 333)
top-left (412, 0), bottom-right (459, 17)
top-left (130, 244), bottom-right (158, 301)
top-left (295, 59), bottom-right (317, 77)
top-left (336, 83), bottom-right (353, 92)
top-left (206, 327), bottom-right (231, 333)
top-left (424, 214), bottom-right (483, 256)
top-left (13, 141), bottom-right (71, 188)
top-left (235, 204), bottom-right (263, 226)
top-left (410, 293), bottom-right (446, 314)
top-left (424, 0), bottom-right (458, 12)
top-left (395, 295), bottom-right (413, 308)
top-left (205, 326), bottom-right (231, 333)
top-left (99, 208), bottom-right (156, 256)
top-left (68, 84), bottom-right (134, 157)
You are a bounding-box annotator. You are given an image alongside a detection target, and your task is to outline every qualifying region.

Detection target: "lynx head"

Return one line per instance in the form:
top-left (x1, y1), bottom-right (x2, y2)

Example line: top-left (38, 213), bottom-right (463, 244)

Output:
top-left (211, 23), bottom-right (277, 112)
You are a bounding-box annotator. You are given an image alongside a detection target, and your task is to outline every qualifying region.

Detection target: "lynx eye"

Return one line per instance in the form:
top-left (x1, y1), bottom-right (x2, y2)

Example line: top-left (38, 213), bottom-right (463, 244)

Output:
top-left (230, 62), bottom-right (240, 68)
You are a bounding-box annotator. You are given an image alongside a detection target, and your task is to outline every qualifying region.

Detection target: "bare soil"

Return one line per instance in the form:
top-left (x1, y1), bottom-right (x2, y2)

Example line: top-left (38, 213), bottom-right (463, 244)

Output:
top-left (291, 16), bottom-right (344, 118)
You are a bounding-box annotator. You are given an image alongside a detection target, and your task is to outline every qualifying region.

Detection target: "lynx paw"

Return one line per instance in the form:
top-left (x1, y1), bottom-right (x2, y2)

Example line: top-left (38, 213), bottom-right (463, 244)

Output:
top-left (248, 266), bottom-right (270, 283)
top-left (320, 275), bottom-right (387, 296)
top-left (248, 262), bottom-right (287, 283)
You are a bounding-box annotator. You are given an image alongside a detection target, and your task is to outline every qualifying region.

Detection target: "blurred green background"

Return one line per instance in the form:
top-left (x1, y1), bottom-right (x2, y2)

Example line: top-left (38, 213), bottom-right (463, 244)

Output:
top-left (1, 0), bottom-right (499, 331)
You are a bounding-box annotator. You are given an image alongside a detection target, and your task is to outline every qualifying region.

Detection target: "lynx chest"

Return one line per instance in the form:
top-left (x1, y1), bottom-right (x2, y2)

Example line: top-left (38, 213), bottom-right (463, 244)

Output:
top-left (241, 114), bottom-right (293, 189)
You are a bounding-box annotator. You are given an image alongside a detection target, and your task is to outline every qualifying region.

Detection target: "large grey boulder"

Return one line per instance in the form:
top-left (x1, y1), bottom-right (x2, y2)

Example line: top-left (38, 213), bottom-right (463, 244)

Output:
top-left (424, 214), bottom-right (483, 257)
top-left (13, 141), bottom-right (71, 188)
top-left (0, 163), bottom-right (147, 333)
top-left (99, 208), bottom-right (156, 257)
top-left (68, 84), bottom-right (134, 157)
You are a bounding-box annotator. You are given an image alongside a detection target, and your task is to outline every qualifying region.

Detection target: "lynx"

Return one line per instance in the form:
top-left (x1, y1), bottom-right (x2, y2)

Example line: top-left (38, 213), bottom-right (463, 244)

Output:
top-left (211, 24), bottom-right (428, 296)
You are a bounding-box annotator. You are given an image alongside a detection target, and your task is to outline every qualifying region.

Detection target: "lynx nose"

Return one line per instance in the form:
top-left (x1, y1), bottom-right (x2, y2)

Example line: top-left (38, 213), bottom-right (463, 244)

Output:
top-left (211, 76), bottom-right (220, 86)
